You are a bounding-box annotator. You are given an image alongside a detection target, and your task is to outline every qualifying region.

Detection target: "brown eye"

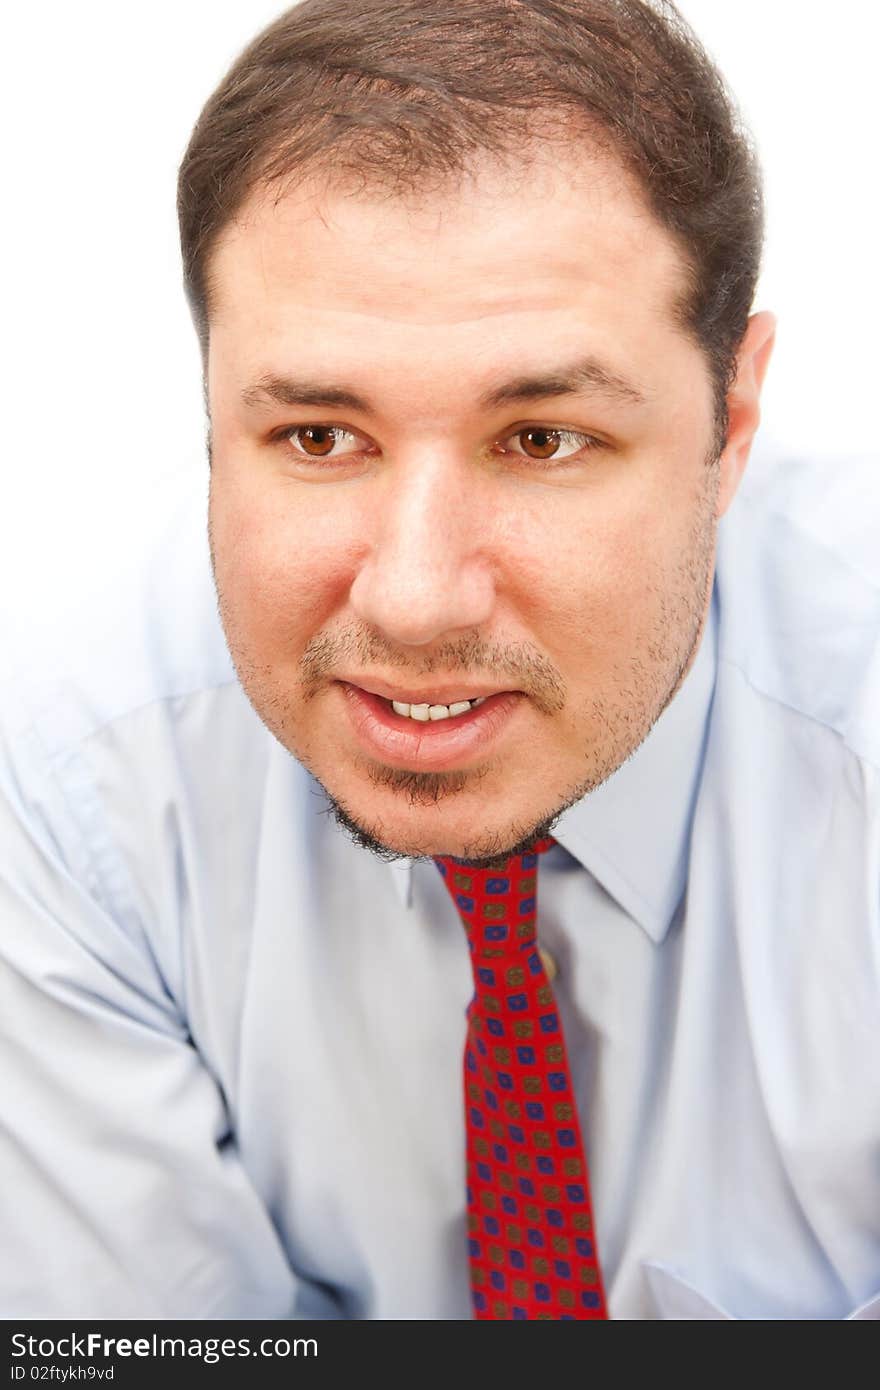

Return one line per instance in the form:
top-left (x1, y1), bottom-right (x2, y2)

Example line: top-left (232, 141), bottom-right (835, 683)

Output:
top-left (501, 426), bottom-right (601, 465)
top-left (518, 427), bottom-right (562, 459)
top-left (295, 425), bottom-right (337, 456)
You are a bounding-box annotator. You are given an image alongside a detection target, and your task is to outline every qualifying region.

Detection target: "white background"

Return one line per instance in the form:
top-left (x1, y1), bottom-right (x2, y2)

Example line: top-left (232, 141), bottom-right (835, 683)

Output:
top-left (2, 1), bottom-right (878, 634)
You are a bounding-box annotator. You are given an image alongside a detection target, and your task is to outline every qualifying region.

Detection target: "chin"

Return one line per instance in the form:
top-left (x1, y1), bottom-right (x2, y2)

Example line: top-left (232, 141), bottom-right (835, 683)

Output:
top-left (322, 773), bottom-right (558, 868)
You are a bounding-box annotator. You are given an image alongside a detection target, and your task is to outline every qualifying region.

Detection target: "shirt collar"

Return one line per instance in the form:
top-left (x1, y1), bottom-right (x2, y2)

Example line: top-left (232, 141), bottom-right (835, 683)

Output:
top-left (389, 584), bottom-right (718, 944)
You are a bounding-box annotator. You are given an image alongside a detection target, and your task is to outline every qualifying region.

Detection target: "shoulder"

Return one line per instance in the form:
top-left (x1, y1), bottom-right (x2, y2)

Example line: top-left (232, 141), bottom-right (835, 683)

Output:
top-left (715, 442), bottom-right (880, 771)
top-left (0, 465), bottom-right (273, 910)
top-left (0, 467), bottom-right (272, 993)
top-left (0, 467), bottom-right (240, 769)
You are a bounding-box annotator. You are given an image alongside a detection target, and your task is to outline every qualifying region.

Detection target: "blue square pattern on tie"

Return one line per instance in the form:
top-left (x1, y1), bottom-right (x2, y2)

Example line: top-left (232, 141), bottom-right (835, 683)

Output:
top-left (486, 877), bottom-right (510, 894)
top-left (485, 925), bottom-right (509, 942)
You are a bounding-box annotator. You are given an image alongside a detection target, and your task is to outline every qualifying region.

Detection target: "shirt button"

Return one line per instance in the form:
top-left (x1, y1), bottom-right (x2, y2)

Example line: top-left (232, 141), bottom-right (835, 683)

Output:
top-left (538, 945), bottom-right (558, 982)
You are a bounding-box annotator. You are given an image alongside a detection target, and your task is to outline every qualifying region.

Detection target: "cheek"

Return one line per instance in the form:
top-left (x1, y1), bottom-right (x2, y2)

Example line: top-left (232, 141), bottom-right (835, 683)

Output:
top-left (534, 473), bottom-right (697, 681)
top-left (211, 484), bottom-right (351, 644)
top-left (532, 501), bottom-right (662, 646)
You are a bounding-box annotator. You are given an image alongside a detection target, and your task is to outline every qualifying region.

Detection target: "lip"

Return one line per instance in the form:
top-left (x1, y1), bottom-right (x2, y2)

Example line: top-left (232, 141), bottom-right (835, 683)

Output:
top-left (337, 681), bottom-right (525, 771)
top-left (338, 676), bottom-right (517, 705)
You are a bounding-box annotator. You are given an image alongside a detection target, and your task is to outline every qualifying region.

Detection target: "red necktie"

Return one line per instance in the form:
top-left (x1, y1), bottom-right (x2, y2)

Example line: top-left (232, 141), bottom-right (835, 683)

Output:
top-left (434, 835), bottom-right (609, 1320)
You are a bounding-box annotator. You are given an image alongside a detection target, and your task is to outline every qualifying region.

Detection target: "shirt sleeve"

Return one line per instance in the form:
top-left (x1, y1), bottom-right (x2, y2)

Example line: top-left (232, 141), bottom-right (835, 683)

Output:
top-left (0, 700), bottom-right (334, 1320)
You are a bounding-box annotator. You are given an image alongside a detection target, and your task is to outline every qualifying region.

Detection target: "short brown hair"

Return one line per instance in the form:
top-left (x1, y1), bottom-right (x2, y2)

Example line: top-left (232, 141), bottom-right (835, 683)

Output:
top-left (177, 0), bottom-right (764, 452)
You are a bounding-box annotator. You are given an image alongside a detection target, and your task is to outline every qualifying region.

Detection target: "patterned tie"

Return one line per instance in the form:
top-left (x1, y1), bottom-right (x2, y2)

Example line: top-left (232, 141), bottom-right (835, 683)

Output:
top-left (433, 834), bottom-right (608, 1320)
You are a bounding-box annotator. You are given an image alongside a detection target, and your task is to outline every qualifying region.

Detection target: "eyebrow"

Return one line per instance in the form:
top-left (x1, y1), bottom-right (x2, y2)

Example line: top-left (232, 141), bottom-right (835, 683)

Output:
top-left (240, 354), bottom-right (648, 415)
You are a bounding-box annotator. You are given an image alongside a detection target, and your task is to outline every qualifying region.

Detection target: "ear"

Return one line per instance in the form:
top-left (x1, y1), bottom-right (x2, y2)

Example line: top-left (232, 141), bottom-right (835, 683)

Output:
top-left (716, 310), bottom-right (776, 519)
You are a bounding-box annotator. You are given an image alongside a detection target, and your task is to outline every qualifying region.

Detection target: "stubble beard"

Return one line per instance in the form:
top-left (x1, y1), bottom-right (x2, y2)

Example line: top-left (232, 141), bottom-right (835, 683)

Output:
top-left (209, 458), bottom-right (720, 870)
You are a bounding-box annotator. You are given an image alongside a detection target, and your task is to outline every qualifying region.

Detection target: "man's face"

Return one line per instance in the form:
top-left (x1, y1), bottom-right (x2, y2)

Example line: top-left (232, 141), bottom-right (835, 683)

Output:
top-left (206, 143), bottom-right (729, 864)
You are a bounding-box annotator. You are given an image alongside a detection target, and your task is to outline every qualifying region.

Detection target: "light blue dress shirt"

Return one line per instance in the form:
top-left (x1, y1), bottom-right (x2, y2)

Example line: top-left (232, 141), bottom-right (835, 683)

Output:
top-left (1, 448), bottom-right (878, 1320)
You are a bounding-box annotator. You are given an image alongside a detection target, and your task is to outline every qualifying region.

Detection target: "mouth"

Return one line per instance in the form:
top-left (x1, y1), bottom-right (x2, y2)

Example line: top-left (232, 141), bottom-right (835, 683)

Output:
top-left (337, 681), bottom-right (525, 772)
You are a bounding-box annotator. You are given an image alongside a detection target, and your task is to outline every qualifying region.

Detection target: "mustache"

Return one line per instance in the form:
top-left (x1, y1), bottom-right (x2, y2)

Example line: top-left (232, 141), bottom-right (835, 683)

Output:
top-left (299, 627), bottom-right (566, 715)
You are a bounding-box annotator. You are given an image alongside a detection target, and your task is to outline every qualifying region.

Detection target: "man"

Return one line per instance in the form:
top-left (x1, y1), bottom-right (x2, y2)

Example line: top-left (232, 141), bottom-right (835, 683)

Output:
top-left (1, 0), bottom-right (878, 1320)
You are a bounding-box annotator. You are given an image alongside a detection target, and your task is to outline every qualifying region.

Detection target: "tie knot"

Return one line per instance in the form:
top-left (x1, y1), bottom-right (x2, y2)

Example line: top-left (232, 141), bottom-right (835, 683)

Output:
top-left (433, 835), bottom-right (556, 958)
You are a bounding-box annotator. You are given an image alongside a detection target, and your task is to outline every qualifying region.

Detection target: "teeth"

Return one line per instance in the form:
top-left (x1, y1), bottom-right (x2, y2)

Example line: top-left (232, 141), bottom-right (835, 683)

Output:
top-left (391, 697), bottom-right (488, 721)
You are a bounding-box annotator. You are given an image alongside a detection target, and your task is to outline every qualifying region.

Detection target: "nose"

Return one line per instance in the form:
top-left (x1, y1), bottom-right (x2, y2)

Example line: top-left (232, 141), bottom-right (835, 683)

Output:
top-left (347, 448), bottom-right (496, 647)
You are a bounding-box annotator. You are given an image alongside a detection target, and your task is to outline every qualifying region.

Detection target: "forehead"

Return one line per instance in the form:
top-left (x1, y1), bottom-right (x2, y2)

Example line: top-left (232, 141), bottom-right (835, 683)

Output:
top-left (206, 142), bottom-right (699, 414)
top-left (209, 141), bottom-right (688, 325)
